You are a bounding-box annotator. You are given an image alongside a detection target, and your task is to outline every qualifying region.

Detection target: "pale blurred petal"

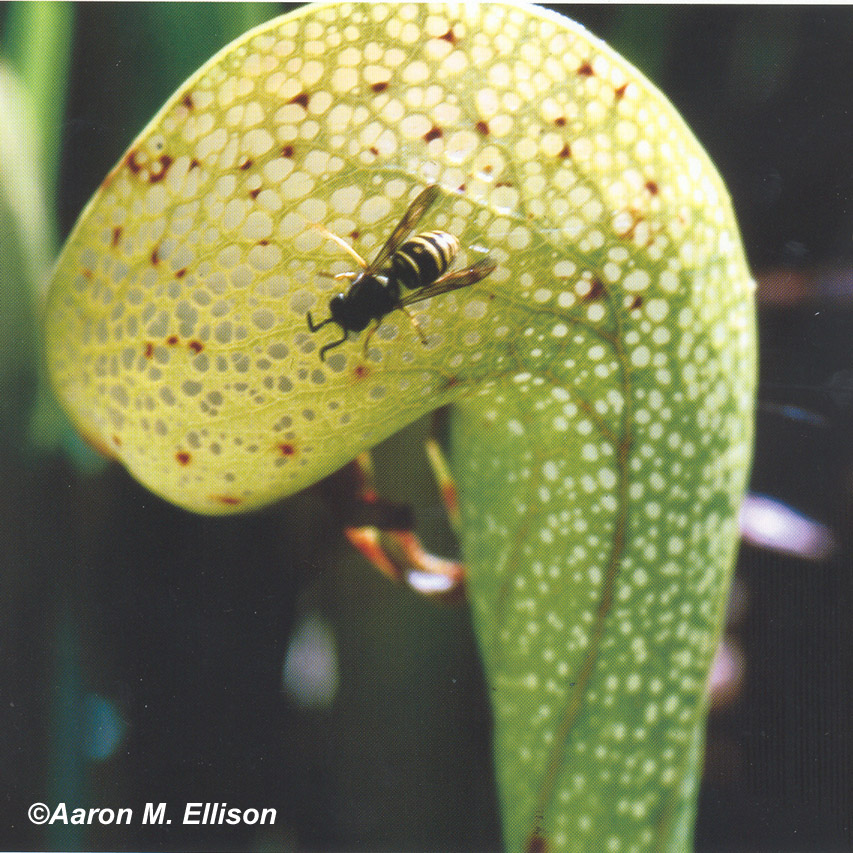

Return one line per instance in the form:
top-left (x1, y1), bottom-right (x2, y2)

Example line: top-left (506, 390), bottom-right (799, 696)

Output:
top-left (739, 493), bottom-right (836, 560)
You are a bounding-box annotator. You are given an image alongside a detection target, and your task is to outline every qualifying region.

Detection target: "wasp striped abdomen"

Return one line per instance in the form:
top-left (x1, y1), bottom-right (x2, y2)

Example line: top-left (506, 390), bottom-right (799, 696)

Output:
top-left (392, 231), bottom-right (460, 291)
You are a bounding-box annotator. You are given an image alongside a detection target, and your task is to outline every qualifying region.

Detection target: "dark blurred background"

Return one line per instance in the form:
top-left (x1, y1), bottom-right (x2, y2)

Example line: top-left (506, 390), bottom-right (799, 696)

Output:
top-left (0, 4), bottom-right (851, 851)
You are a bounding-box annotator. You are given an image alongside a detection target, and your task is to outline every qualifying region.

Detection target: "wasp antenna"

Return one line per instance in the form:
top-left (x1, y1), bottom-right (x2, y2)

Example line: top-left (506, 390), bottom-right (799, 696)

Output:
top-left (307, 311), bottom-right (335, 332)
top-left (319, 332), bottom-right (348, 362)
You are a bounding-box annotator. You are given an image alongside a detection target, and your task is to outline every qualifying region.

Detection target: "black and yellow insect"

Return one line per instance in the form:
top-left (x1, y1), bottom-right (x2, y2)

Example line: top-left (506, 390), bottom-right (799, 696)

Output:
top-left (307, 185), bottom-right (496, 361)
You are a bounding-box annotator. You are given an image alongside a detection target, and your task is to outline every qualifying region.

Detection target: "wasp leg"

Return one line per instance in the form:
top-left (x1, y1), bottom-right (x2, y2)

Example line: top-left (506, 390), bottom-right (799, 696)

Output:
top-left (318, 453), bottom-right (465, 600)
top-left (401, 307), bottom-right (428, 345)
top-left (311, 222), bottom-right (368, 268)
top-left (361, 322), bottom-right (379, 357)
top-left (318, 270), bottom-right (360, 281)
top-left (361, 310), bottom-right (428, 357)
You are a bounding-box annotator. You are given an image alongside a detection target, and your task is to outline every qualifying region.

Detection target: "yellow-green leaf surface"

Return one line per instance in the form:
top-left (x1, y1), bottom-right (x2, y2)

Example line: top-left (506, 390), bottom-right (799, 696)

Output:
top-left (45, 4), bottom-right (756, 852)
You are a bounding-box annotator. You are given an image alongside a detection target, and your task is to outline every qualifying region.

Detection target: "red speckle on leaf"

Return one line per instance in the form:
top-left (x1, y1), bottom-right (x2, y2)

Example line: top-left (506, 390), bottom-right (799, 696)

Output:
top-left (82, 268), bottom-right (94, 280)
top-left (181, 92), bottom-right (194, 110)
top-left (457, 182), bottom-right (466, 192)
top-left (248, 187), bottom-right (261, 200)
top-left (189, 158), bottom-right (200, 170)
top-left (558, 143), bottom-right (572, 159)
top-left (645, 180), bottom-right (659, 195)
top-left (212, 495), bottom-right (242, 506)
top-left (166, 335), bottom-right (179, 346)
top-left (630, 295), bottom-right (644, 310)
top-left (176, 268), bottom-right (187, 278)
top-left (149, 154), bottom-right (173, 183)
top-left (353, 364), bottom-right (370, 380)
top-left (584, 278), bottom-right (605, 301)
top-left (277, 443), bottom-right (296, 457)
top-left (151, 246), bottom-right (160, 266)
top-left (176, 451), bottom-right (191, 466)
top-left (143, 342), bottom-right (154, 359)
top-left (349, 229), bottom-right (360, 240)
top-left (281, 145), bottom-right (294, 158)
top-left (188, 340), bottom-right (204, 354)
top-left (239, 157), bottom-right (253, 171)
top-left (614, 83), bottom-right (628, 99)
top-left (111, 226), bottom-right (122, 248)
top-left (475, 120), bottom-right (489, 136)
top-left (125, 150), bottom-right (142, 174)
top-left (258, 239), bottom-right (269, 246)
top-left (288, 91), bottom-right (310, 109)
top-left (577, 60), bottom-right (594, 76)
top-left (424, 125), bottom-right (443, 143)
top-left (371, 81), bottom-right (389, 93)
top-left (369, 145), bottom-right (379, 156)
top-left (554, 116), bottom-right (566, 127)
top-left (439, 27), bottom-right (457, 44)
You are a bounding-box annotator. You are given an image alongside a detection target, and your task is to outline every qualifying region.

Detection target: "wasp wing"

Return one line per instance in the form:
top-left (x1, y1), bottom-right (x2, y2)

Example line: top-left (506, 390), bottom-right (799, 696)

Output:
top-left (368, 184), bottom-right (441, 272)
top-left (399, 257), bottom-right (497, 307)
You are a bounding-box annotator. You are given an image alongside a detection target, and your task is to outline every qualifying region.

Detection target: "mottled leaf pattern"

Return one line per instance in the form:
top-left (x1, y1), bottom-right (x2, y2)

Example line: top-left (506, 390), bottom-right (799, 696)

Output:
top-left (45, 4), bottom-right (756, 851)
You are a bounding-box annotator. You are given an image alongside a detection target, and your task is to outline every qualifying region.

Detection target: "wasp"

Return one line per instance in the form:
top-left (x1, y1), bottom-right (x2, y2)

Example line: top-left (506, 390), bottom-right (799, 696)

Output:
top-left (307, 185), bottom-right (496, 361)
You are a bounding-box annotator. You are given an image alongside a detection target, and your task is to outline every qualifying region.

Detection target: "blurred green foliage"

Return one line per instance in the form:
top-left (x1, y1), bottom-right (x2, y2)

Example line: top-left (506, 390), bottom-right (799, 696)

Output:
top-left (0, 62), bottom-right (43, 458)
